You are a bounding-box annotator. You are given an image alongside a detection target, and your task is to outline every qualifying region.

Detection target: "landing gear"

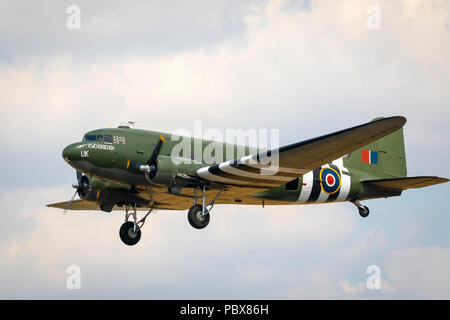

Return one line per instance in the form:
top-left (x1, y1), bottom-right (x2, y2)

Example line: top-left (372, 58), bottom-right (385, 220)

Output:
top-left (351, 199), bottom-right (370, 218)
top-left (119, 221), bottom-right (141, 246)
top-left (358, 206), bottom-right (370, 218)
top-left (188, 205), bottom-right (210, 229)
top-left (119, 202), bottom-right (155, 246)
top-left (187, 185), bottom-right (222, 230)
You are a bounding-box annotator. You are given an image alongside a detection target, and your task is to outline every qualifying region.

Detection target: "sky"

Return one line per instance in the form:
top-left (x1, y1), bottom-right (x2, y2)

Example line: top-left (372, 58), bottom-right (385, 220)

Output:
top-left (0, 0), bottom-right (449, 299)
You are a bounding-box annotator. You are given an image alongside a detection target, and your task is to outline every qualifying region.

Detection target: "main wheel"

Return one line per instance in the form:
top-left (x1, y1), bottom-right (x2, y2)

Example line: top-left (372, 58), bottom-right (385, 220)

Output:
top-left (358, 206), bottom-right (370, 218)
top-left (187, 204), bottom-right (210, 229)
top-left (119, 221), bottom-right (141, 246)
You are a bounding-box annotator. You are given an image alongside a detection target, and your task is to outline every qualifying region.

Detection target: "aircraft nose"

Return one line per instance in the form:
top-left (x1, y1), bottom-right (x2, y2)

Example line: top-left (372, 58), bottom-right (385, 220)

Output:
top-left (62, 144), bottom-right (79, 162)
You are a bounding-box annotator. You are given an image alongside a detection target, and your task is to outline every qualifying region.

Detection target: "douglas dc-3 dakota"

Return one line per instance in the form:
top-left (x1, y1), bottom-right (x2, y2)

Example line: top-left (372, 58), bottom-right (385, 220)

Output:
top-left (48, 117), bottom-right (448, 245)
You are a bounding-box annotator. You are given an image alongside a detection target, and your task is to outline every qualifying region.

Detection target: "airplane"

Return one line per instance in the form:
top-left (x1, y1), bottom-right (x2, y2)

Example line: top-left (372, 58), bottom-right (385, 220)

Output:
top-left (47, 116), bottom-right (449, 246)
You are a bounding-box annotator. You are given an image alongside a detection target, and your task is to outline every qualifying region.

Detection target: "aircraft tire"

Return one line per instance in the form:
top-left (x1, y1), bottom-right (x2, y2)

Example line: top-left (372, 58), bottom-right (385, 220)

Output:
top-left (119, 221), bottom-right (141, 245)
top-left (188, 204), bottom-right (210, 229)
top-left (358, 206), bottom-right (370, 218)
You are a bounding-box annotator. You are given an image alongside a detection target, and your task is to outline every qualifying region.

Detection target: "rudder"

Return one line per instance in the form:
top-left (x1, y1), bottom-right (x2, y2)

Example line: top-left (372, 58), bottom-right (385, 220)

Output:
top-left (378, 126), bottom-right (407, 178)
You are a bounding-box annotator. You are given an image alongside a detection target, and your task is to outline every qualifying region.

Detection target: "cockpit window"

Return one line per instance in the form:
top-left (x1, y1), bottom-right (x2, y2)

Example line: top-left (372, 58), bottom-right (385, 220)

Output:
top-left (83, 135), bottom-right (96, 141)
top-left (97, 135), bottom-right (103, 142)
top-left (104, 135), bottom-right (113, 144)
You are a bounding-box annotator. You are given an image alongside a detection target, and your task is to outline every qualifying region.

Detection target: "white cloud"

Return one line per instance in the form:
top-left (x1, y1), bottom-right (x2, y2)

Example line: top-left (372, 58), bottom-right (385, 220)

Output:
top-left (340, 280), bottom-right (366, 293)
top-left (339, 279), bottom-right (396, 295)
top-left (337, 225), bottom-right (389, 263)
top-left (1, 0), bottom-right (449, 162)
top-left (385, 246), bottom-right (450, 299)
top-left (284, 268), bottom-right (342, 299)
top-left (0, 186), bottom-right (356, 298)
top-left (0, 0), bottom-right (255, 60)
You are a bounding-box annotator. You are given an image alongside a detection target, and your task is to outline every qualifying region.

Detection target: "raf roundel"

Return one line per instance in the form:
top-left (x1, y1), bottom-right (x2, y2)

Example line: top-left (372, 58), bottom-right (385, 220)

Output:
top-left (320, 167), bottom-right (341, 195)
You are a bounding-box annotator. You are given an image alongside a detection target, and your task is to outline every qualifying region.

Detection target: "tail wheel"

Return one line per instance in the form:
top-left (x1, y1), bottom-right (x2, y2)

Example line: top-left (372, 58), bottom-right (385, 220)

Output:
top-left (119, 221), bottom-right (141, 246)
top-left (188, 204), bottom-right (210, 229)
top-left (358, 206), bottom-right (370, 218)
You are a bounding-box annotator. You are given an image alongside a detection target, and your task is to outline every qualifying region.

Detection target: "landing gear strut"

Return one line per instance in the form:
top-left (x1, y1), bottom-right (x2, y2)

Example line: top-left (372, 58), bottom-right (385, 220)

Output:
top-left (187, 185), bottom-right (222, 229)
top-left (351, 199), bottom-right (370, 218)
top-left (119, 202), bottom-right (155, 245)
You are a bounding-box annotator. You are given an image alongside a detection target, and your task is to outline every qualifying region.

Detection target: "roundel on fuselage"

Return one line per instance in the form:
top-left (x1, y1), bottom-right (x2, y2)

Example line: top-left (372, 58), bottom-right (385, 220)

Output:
top-left (319, 167), bottom-right (341, 195)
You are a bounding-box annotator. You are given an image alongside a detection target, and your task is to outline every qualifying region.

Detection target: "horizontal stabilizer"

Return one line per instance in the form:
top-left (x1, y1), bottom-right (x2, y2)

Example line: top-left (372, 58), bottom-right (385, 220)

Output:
top-left (362, 176), bottom-right (449, 190)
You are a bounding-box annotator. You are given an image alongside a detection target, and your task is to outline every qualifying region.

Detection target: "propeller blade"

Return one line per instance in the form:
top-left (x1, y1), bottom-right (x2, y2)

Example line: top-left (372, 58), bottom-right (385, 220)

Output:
top-left (64, 189), bottom-right (78, 214)
top-left (147, 136), bottom-right (165, 166)
top-left (76, 170), bottom-right (82, 183)
top-left (141, 136), bottom-right (165, 180)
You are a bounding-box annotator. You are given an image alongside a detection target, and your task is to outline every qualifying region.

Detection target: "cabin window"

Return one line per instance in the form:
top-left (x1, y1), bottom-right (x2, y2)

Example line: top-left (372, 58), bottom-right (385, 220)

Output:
top-left (83, 135), bottom-right (96, 141)
top-left (104, 135), bottom-right (113, 144)
top-left (97, 135), bottom-right (103, 142)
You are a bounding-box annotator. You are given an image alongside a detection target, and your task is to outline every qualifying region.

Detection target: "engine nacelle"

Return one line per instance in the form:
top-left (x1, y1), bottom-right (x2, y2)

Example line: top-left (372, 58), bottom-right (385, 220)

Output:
top-left (77, 175), bottom-right (147, 211)
top-left (77, 175), bottom-right (109, 201)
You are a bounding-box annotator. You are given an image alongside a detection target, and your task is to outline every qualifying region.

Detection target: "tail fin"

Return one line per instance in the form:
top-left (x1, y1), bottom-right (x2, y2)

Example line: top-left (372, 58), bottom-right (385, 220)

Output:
top-left (344, 117), bottom-right (407, 180)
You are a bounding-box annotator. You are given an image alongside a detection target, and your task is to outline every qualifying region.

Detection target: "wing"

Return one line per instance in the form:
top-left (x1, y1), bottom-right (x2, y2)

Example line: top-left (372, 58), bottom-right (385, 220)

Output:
top-left (47, 185), bottom-right (290, 211)
top-left (197, 116), bottom-right (407, 187)
top-left (46, 200), bottom-right (136, 211)
top-left (46, 199), bottom-right (180, 211)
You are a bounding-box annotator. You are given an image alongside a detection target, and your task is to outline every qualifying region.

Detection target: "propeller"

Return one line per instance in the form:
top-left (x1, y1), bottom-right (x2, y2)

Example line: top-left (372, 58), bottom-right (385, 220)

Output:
top-left (124, 136), bottom-right (164, 204)
top-left (140, 135), bottom-right (165, 181)
top-left (64, 171), bottom-right (90, 213)
top-left (64, 189), bottom-right (78, 213)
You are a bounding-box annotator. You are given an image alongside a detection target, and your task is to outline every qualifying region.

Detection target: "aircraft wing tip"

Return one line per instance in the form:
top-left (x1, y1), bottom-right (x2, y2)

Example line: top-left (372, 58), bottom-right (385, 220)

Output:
top-left (372, 116), bottom-right (407, 126)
